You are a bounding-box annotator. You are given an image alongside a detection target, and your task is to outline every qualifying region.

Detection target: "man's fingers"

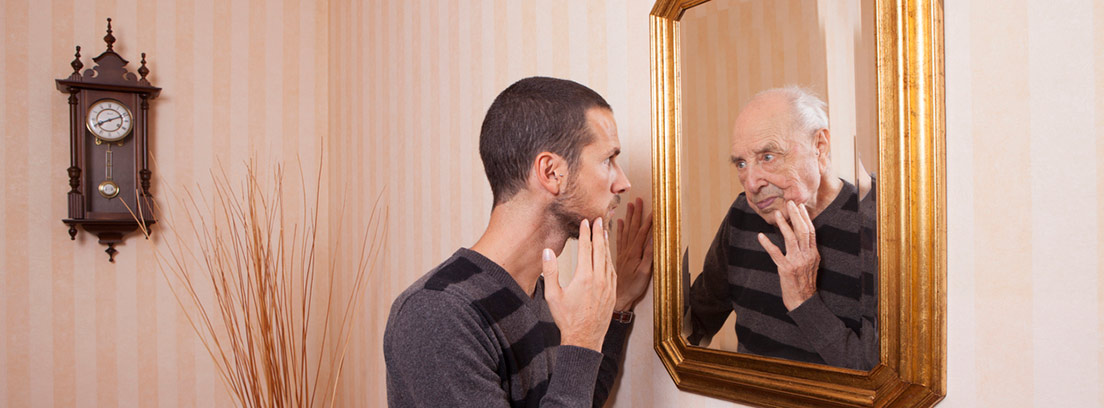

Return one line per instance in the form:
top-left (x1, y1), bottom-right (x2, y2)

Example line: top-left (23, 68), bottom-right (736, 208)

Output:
top-left (605, 234), bottom-right (617, 289)
top-left (577, 218), bottom-right (592, 272)
top-left (757, 233), bottom-right (786, 265)
top-left (629, 198), bottom-right (643, 237)
top-left (799, 203), bottom-right (816, 249)
top-left (542, 248), bottom-right (561, 297)
top-left (773, 210), bottom-right (797, 254)
top-left (625, 211), bottom-right (652, 262)
top-left (616, 219), bottom-right (626, 252)
top-left (787, 201), bottom-right (809, 249)
top-left (593, 217), bottom-right (608, 280)
top-left (638, 210), bottom-right (654, 243)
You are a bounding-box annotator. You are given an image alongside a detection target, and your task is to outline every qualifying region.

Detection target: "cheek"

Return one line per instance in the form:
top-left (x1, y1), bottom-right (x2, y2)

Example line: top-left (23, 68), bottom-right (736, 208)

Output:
top-left (587, 171), bottom-right (612, 199)
top-left (796, 164), bottom-right (821, 201)
top-left (779, 166), bottom-right (815, 200)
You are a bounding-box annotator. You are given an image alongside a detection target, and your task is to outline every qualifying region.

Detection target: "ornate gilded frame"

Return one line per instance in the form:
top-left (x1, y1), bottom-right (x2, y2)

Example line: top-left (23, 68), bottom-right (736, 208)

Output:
top-left (650, 0), bottom-right (945, 406)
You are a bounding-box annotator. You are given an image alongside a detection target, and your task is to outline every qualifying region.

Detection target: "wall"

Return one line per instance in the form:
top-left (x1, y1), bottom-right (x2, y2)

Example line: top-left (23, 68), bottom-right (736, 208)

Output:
top-left (0, 0), bottom-right (330, 407)
top-left (2, 0), bottom-right (1103, 407)
top-left (944, 0), bottom-right (1103, 406)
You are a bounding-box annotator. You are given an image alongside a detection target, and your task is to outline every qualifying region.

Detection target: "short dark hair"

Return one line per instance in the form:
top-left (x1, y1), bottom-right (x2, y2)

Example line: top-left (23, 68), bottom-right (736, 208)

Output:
top-left (479, 77), bottom-right (612, 205)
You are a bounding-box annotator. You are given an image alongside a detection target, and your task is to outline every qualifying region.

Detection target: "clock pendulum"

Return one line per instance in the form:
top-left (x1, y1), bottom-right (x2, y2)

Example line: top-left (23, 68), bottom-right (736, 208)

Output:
top-left (99, 145), bottom-right (119, 199)
top-left (86, 98), bottom-right (131, 200)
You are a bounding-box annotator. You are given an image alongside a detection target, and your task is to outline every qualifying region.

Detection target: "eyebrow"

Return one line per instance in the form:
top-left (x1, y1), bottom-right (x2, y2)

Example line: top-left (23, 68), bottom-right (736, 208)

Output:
top-left (730, 141), bottom-right (783, 164)
top-left (605, 147), bottom-right (621, 158)
top-left (755, 142), bottom-right (782, 155)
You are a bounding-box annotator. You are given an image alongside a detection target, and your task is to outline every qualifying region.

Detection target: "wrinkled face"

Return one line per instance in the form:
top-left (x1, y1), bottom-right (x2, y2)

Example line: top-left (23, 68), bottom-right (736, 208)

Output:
top-left (551, 108), bottom-right (632, 237)
top-left (729, 99), bottom-right (823, 224)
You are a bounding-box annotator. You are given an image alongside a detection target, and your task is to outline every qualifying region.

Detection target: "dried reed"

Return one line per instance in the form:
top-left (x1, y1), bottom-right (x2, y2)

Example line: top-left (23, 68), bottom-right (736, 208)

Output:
top-left (128, 158), bottom-right (386, 408)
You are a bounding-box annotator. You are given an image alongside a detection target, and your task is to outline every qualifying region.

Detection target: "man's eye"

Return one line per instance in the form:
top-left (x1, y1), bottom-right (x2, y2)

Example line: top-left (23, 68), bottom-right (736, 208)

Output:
top-left (735, 161), bottom-right (746, 169)
top-left (763, 153), bottom-right (775, 162)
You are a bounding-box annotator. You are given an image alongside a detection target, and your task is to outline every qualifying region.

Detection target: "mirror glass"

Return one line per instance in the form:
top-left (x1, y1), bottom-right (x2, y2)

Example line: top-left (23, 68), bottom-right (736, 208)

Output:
top-left (678, 0), bottom-right (879, 370)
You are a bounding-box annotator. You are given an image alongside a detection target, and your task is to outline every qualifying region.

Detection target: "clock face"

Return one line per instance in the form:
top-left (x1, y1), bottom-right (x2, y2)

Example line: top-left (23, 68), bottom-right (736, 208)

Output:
top-left (86, 99), bottom-right (133, 142)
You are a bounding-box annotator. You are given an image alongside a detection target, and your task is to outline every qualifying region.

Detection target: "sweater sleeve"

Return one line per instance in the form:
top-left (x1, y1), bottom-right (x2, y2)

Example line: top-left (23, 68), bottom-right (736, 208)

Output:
top-left (543, 345), bottom-right (605, 407)
top-left (786, 292), bottom-right (877, 370)
top-left (591, 320), bottom-right (631, 407)
top-left (787, 185), bottom-right (879, 371)
top-left (384, 290), bottom-right (604, 408)
top-left (686, 214), bottom-right (735, 346)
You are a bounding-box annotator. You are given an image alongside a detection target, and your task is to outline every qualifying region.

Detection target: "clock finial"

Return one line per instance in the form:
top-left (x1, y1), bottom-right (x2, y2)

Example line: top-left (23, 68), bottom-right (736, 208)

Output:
top-left (138, 52), bottom-right (149, 81)
top-left (71, 46), bottom-right (83, 75)
top-left (104, 18), bottom-right (115, 51)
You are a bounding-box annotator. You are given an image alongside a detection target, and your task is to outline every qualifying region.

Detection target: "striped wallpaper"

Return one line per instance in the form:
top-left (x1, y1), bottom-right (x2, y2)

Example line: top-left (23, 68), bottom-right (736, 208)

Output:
top-left (945, 0), bottom-right (1103, 407)
top-left (1, 0), bottom-right (1102, 407)
top-left (0, 0), bottom-right (328, 407)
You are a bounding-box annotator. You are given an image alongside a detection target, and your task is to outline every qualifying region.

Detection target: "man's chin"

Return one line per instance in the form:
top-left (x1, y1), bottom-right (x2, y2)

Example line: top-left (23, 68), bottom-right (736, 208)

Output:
top-left (566, 230), bottom-right (580, 239)
top-left (755, 206), bottom-right (785, 225)
top-left (561, 213), bottom-right (613, 239)
top-left (756, 211), bottom-right (775, 225)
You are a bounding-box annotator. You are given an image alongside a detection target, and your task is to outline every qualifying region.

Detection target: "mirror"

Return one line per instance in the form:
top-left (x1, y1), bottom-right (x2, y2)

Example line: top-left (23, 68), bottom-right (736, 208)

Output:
top-left (650, 0), bottom-right (946, 406)
top-left (678, 0), bottom-right (878, 369)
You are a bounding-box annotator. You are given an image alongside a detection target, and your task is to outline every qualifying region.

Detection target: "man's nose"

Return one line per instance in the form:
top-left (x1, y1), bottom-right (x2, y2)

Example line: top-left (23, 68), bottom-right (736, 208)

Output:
top-left (613, 164), bottom-right (631, 194)
top-left (743, 163), bottom-right (768, 193)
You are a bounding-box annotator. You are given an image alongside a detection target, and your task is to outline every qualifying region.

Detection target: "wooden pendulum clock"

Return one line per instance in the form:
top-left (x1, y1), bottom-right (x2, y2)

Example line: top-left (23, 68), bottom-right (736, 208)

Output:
top-left (57, 19), bottom-right (160, 262)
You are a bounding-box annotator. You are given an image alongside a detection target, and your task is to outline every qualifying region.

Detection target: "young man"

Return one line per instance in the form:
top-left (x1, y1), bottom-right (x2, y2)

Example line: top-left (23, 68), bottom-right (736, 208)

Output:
top-left (384, 77), bottom-right (654, 407)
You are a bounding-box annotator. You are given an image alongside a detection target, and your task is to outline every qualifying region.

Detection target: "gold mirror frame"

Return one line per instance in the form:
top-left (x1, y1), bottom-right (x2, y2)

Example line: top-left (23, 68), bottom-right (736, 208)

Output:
top-left (649, 0), bottom-right (945, 406)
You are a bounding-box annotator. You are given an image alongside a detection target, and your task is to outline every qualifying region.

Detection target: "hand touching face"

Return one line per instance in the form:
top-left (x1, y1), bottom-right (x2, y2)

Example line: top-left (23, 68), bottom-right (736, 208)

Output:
top-left (756, 201), bottom-right (820, 311)
top-left (543, 218), bottom-right (617, 351)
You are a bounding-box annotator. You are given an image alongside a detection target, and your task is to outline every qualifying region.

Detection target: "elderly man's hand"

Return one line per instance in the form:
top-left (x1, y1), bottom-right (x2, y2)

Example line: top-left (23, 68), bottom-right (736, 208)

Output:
top-left (613, 198), bottom-right (654, 311)
top-left (757, 200), bottom-right (820, 311)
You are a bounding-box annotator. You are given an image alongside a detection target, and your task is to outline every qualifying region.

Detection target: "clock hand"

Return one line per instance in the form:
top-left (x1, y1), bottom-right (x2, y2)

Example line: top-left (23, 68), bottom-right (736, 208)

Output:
top-left (97, 115), bottom-right (122, 126)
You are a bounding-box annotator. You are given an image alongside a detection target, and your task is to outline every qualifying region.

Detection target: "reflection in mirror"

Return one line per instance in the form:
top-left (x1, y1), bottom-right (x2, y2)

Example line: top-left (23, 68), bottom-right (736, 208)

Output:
top-left (678, 0), bottom-right (878, 370)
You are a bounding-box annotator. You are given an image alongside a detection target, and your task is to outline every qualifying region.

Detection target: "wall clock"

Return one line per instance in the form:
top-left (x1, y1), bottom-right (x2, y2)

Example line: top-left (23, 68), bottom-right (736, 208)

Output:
top-left (56, 18), bottom-right (160, 262)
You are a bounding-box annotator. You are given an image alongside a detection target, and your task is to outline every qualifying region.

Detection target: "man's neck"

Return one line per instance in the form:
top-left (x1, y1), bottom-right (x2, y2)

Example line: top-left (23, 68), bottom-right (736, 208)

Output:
top-left (470, 199), bottom-right (568, 297)
top-left (811, 174), bottom-right (844, 219)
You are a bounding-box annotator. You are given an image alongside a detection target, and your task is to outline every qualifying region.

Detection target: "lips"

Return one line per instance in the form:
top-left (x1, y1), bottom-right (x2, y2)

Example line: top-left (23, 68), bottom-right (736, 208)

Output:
top-left (605, 196), bottom-right (621, 219)
top-left (755, 197), bottom-right (778, 210)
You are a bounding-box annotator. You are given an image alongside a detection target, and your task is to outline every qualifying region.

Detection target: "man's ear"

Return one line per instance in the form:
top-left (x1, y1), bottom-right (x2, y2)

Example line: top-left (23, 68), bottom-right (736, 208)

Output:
top-left (533, 152), bottom-right (568, 195)
top-left (814, 128), bottom-right (832, 170)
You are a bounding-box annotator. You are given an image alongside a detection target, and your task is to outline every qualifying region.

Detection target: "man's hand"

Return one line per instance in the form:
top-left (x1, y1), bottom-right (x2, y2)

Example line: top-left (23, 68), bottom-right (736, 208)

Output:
top-left (613, 198), bottom-right (654, 311)
top-left (544, 218), bottom-right (617, 351)
top-left (757, 201), bottom-right (820, 311)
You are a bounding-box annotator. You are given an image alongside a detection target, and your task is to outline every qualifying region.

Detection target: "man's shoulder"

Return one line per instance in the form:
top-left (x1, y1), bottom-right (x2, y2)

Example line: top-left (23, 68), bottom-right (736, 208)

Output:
top-left (390, 252), bottom-right (489, 316)
top-left (732, 192), bottom-right (749, 209)
top-left (385, 255), bottom-right (498, 349)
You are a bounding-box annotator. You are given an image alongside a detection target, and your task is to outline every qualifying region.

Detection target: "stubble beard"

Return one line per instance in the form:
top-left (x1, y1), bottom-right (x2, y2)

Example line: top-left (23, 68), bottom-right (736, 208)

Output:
top-left (748, 184), bottom-right (786, 223)
top-left (550, 179), bottom-right (620, 239)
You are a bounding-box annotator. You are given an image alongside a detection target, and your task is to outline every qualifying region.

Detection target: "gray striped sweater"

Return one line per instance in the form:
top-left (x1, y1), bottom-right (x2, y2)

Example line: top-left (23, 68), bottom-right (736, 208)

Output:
top-left (384, 248), bottom-right (629, 407)
top-left (687, 179), bottom-right (878, 370)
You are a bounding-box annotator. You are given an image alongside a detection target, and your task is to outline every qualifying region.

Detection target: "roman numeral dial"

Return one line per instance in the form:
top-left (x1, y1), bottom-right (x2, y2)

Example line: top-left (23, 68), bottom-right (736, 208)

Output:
top-left (86, 99), bottom-right (133, 143)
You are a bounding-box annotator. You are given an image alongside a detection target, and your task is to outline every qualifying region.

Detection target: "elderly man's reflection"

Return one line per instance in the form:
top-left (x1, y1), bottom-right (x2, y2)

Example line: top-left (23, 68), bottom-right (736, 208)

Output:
top-left (686, 87), bottom-right (878, 370)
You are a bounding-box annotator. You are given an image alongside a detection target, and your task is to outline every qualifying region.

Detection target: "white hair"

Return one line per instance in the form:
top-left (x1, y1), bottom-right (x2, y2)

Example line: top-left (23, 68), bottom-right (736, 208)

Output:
top-left (753, 86), bottom-right (829, 137)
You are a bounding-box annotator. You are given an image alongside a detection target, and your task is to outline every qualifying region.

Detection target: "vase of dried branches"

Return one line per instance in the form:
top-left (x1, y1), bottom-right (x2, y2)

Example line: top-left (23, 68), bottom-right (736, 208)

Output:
top-left (128, 160), bottom-right (386, 408)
